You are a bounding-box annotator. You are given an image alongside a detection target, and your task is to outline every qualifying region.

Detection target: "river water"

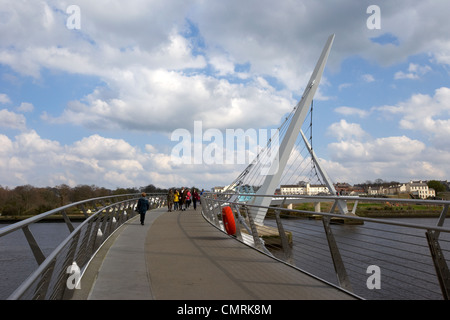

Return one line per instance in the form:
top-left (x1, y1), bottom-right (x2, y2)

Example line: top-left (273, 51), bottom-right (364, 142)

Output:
top-left (1, 217), bottom-right (449, 300)
top-left (264, 216), bottom-right (450, 300)
top-left (0, 222), bottom-right (80, 300)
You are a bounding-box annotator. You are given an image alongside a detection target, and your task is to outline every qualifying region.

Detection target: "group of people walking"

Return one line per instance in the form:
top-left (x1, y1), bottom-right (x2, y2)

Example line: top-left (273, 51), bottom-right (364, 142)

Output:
top-left (136, 188), bottom-right (204, 226)
top-left (167, 187), bottom-right (203, 212)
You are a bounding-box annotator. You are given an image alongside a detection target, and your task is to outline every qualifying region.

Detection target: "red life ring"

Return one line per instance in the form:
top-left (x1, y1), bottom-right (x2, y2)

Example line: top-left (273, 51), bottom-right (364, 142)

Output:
top-left (222, 206), bottom-right (236, 235)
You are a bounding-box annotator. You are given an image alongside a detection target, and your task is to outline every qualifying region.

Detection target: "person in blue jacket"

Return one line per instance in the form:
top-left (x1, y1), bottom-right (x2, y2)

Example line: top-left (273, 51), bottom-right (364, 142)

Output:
top-left (137, 192), bottom-right (150, 225)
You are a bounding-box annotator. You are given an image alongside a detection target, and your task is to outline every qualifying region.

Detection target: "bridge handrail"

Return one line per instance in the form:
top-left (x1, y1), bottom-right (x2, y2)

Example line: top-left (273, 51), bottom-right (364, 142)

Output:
top-left (200, 192), bottom-right (450, 300)
top-left (205, 194), bottom-right (450, 233)
top-left (0, 193), bottom-right (138, 238)
top-left (7, 198), bottom-right (136, 300)
top-left (210, 191), bottom-right (450, 205)
top-left (2, 193), bottom-right (167, 300)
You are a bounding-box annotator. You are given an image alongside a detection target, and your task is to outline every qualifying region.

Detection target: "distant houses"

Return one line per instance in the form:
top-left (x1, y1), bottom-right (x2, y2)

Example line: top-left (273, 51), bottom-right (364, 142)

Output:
top-left (212, 179), bottom-right (446, 200)
top-left (367, 180), bottom-right (436, 199)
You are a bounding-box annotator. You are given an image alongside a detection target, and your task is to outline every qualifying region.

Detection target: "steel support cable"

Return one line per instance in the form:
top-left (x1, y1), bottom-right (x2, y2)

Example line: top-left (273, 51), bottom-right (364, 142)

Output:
top-left (336, 246), bottom-right (441, 299)
top-left (272, 216), bottom-right (442, 298)
top-left (349, 262), bottom-right (441, 299)
top-left (295, 238), bottom-right (440, 300)
top-left (250, 117), bottom-right (291, 184)
top-left (290, 243), bottom-right (333, 264)
top-left (340, 246), bottom-right (435, 281)
top-left (375, 268), bottom-right (440, 295)
top-left (354, 272), bottom-right (429, 300)
top-left (334, 221), bottom-right (432, 247)
top-left (278, 112), bottom-right (312, 181)
top-left (242, 105), bottom-right (315, 190)
top-left (338, 243), bottom-right (437, 281)
top-left (283, 144), bottom-right (312, 185)
top-left (294, 257), bottom-right (337, 279)
top-left (232, 108), bottom-right (295, 189)
top-left (290, 247), bottom-right (336, 270)
top-left (278, 131), bottom-right (325, 188)
top-left (279, 142), bottom-right (309, 186)
top-left (237, 131), bottom-right (281, 189)
top-left (277, 237), bottom-right (333, 264)
top-left (231, 102), bottom-right (307, 190)
top-left (263, 219), bottom-right (332, 255)
top-left (269, 217), bottom-right (325, 237)
top-left (328, 226), bottom-right (438, 277)
top-left (204, 196), bottom-right (450, 300)
top-left (281, 155), bottom-right (311, 187)
top-left (333, 230), bottom-right (432, 268)
top-left (339, 237), bottom-right (432, 269)
top-left (307, 99), bottom-right (324, 185)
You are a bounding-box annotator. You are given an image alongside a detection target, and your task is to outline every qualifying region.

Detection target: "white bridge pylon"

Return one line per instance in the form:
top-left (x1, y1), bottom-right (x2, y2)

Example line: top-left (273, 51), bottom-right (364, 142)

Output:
top-left (244, 34), bottom-right (349, 225)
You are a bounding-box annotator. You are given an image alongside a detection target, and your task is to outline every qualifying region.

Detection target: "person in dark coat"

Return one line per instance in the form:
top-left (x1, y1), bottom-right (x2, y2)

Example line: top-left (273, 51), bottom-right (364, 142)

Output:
top-left (192, 189), bottom-right (200, 210)
top-left (167, 189), bottom-right (174, 212)
top-left (137, 192), bottom-right (150, 225)
top-left (180, 187), bottom-right (186, 211)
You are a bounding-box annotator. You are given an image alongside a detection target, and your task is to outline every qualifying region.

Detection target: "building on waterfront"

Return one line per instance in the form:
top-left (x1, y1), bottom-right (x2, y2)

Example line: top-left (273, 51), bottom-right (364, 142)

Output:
top-left (212, 186), bottom-right (226, 193)
top-left (406, 180), bottom-right (435, 199)
top-left (280, 183), bottom-right (329, 196)
top-left (367, 180), bottom-right (435, 199)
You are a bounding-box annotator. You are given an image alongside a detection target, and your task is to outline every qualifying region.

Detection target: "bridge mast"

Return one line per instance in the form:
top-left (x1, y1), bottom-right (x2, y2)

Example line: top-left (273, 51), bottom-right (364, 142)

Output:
top-left (299, 129), bottom-right (349, 215)
top-left (249, 34), bottom-right (343, 224)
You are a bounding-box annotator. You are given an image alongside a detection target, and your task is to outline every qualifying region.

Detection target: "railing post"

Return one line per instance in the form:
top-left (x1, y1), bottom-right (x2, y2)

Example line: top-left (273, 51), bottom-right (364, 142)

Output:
top-left (79, 204), bottom-right (89, 218)
top-left (233, 204), bottom-right (249, 242)
top-left (200, 195), bottom-right (214, 224)
top-left (231, 204), bottom-right (243, 240)
top-left (322, 216), bottom-right (353, 292)
top-left (274, 207), bottom-right (293, 264)
top-left (22, 225), bottom-right (46, 265)
top-left (216, 201), bottom-right (223, 231)
top-left (61, 210), bottom-right (75, 233)
top-left (205, 196), bottom-right (221, 228)
top-left (3, 194), bottom-right (147, 300)
top-left (31, 258), bottom-right (56, 300)
top-left (234, 204), bottom-right (251, 235)
top-left (76, 218), bottom-right (94, 267)
top-left (92, 211), bottom-right (104, 252)
top-left (426, 229), bottom-right (450, 300)
top-left (99, 208), bottom-right (109, 240)
top-left (435, 204), bottom-right (449, 239)
top-left (245, 206), bottom-right (265, 252)
top-left (60, 231), bottom-right (81, 300)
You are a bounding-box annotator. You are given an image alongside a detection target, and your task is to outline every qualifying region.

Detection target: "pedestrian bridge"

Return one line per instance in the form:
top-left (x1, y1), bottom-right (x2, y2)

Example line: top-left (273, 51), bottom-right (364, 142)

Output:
top-left (1, 192), bottom-right (450, 300)
top-left (3, 35), bottom-right (450, 301)
top-left (73, 206), bottom-right (354, 300)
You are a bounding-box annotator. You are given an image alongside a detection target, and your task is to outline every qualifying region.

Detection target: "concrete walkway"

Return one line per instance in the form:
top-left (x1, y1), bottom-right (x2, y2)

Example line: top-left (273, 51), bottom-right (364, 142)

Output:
top-left (74, 206), bottom-right (357, 300)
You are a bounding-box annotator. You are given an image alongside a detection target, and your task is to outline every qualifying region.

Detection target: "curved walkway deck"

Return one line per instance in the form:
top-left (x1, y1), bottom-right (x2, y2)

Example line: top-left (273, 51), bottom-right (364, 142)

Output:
top-left (73, 206), bottom-right (357, 300)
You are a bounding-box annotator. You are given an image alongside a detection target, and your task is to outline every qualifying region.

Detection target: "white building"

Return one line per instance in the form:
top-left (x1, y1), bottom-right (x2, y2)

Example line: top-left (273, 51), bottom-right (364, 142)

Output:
top-left (280, 183), bottom-right (329, 196)
top-left (406, 180), bottom-right (435, 199)
top-left (212, 186), bottom-right (225, 193)
top-left (280, 184), bottom-right (306, 195)
top-left (367, 180), bottom-right (435, 199)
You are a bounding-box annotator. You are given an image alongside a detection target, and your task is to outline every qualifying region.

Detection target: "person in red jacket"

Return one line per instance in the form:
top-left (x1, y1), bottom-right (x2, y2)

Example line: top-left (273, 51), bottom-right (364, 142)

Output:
top-left (185, 189), bottom-right (191, 209)
top-left (192, 189), bottom-right (200, 210)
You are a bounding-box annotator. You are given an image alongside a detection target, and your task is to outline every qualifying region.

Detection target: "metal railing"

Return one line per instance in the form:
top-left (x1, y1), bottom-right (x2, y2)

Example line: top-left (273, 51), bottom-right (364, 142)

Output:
top-left (200, 193), bottom-right (450, 300)
top-left (0, 193), bottom-right (166, 300)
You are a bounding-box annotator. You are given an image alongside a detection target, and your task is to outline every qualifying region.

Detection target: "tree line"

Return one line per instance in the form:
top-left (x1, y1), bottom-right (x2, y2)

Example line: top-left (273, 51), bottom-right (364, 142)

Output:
top-left (0, 184), bottom-right (168, 217)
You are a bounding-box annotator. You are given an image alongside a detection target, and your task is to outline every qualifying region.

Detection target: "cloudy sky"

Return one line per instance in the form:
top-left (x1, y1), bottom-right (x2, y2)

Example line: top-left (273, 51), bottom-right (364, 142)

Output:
top-left (0, 0), bottom-right (449, 190)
